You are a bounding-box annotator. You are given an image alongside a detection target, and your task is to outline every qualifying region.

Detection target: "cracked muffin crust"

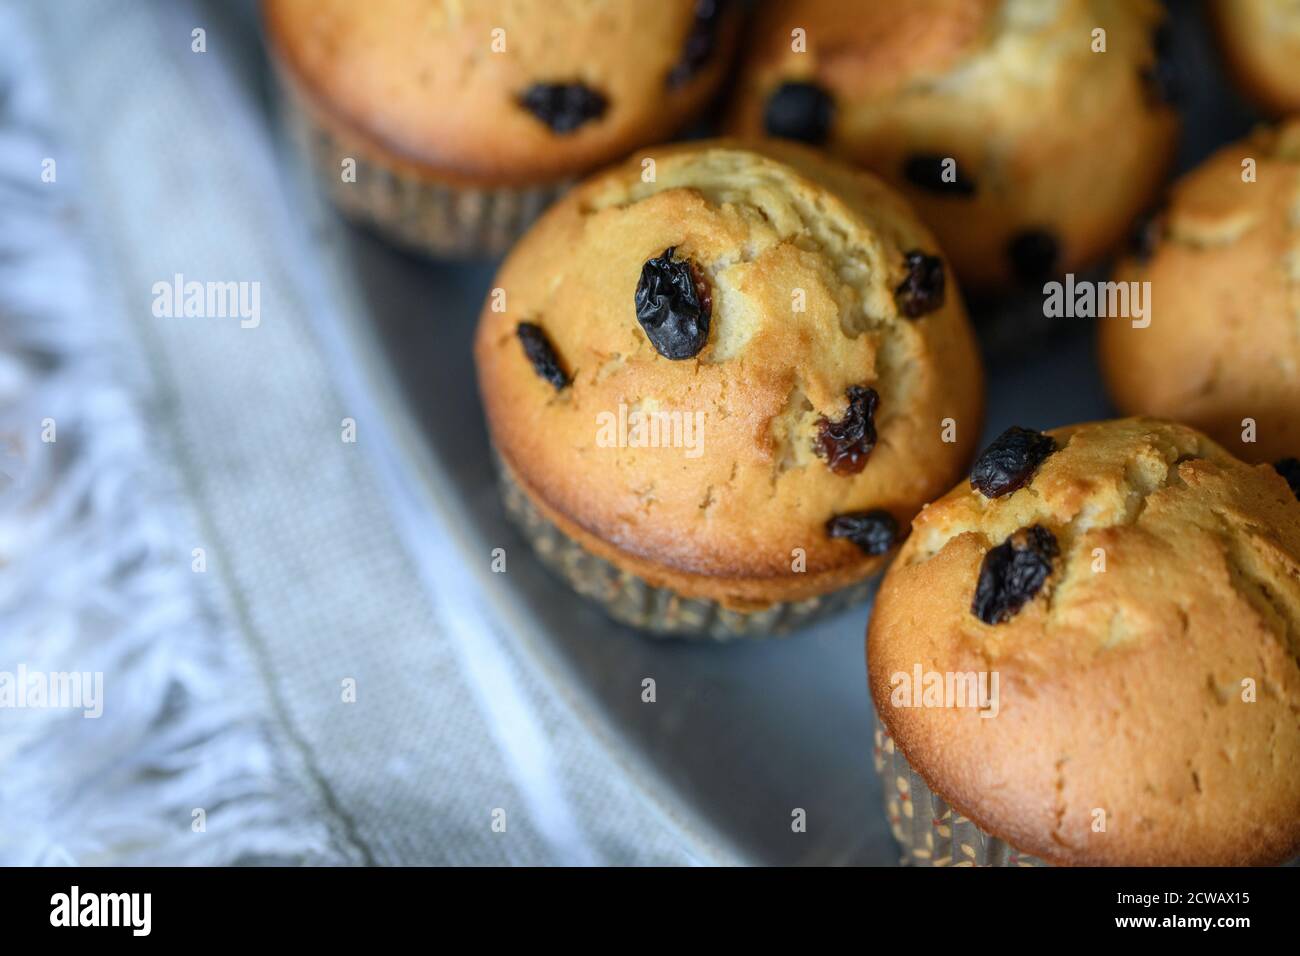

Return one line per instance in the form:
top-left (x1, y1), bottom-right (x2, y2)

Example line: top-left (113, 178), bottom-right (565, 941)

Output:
top-left (868, 418), bottom-right (1300, 865)
top-left (262, 0), bottom-right (739, 255)
top-left (1211, 0), bottom-right (1300, 117)
top-left (1101, 120), bottom-right (1300, 464)
top-left (726, 0), bottom-right (1178, 293)
top-left (475, 140), bottom-right (984, 626)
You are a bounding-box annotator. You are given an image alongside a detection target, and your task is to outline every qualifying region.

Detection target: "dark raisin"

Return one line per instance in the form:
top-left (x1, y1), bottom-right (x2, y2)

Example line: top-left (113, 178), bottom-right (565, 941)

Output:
top-left (634, 247), bottom-right (712, 360)
top-left (894, 251), bottom-right (946, 319)
top-left (516, 322), bottom-right (568, 390)
top-left (972, 525), bottom-right (1059, 625)
top-left (902, 154), bottom-right (976, 197)
top-left (969, 426), bottom-right (1057, 498)
top-left (813, 385), bottom-right (879, 475)
top-left (1007, 229), bottom-right (1060, 284)
top-left (763, 81), bottom-right (834, 144)
top-left (518, 83), bottom-right (607, 134)
top-left (1140, 20), bottom-right (1179, 107)
top-left (667, 0), bottom-right (728, 89)
top-left (1275, 458), bottom-right (1300, 499)
top-left (826, 510), bottom-right (898, 556)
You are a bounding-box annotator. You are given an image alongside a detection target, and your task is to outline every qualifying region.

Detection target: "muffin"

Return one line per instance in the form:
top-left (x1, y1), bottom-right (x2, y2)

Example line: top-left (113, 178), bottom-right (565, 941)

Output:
top-left (1100, 120), bottom-right (1300, 465)
top-left (1210, 0), bottom-right (1300, 117)
top-left (726, 0), bottom-right (1179, 294)
top-left (262, 0), bottom-right (739, 257)
top-left (474, 140), bottom-right (984, 638)
top-left (869, 417), bottom-right (1300, 865)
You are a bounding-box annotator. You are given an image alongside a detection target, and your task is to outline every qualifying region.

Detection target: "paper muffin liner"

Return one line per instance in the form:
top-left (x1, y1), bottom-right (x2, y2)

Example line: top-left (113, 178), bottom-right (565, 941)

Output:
top-left (277, 81), bottom-right (567, 259)
top-left (874, 713), bottom-right (1300, 868)
top-left (496, 458), bottom-right (877, 640)
top-left (872, 713), bottom-right (1046, 867)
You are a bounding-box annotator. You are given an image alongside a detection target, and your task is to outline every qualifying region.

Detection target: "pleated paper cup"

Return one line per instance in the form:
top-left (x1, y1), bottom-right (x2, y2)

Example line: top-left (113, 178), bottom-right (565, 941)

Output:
top-left (277, 75), bottom-right (566, 259)
top-left (496, 457), bottom-right (877, 640)
top-left (872, 714), bottom-right (1046, 867)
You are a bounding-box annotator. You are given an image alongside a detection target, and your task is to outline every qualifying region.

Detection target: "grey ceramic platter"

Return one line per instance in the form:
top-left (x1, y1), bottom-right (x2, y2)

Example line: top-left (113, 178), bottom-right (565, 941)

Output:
top-left (263, 2), bottom-right (1255, 865)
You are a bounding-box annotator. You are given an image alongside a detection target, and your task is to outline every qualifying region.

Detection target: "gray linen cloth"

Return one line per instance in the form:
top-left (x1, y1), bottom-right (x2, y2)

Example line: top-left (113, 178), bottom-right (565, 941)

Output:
top-left (0, 0), bottom-right (699, 865)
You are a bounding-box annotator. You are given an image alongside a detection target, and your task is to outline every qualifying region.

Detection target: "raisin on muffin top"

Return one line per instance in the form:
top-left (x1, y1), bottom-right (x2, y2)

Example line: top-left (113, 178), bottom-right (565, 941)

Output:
top-left (869, 418), bottom-right (1300, 866)
top-left (262, 0), bottom-right (738, 186)
top-left (475, 140), bottom-right (983, 607)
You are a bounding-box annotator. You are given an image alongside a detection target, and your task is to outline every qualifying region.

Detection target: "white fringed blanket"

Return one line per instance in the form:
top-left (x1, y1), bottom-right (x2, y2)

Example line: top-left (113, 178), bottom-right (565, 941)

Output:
top-left (0, 0), bottom-right (695, 866)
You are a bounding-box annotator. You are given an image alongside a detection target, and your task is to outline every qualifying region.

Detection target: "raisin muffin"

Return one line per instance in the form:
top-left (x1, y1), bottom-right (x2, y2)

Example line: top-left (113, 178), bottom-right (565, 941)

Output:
top-left (1100, 121), bottom-right (1300, 465)
top-left (869, 418), bottom-right (1300, 866)
top-left (1211, 0), bottom-right (1300, 117)
top-left (262, 0), bottom-right (739, 257)
top-left (474, 140), bottom-right (984, 638)
top-left (726, 0), bottom-right (1179, 293)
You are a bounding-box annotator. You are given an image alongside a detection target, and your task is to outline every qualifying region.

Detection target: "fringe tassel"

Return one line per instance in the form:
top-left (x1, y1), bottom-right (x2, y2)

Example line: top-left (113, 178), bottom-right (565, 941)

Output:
top-left (0, 3), bottom-right (337, 866)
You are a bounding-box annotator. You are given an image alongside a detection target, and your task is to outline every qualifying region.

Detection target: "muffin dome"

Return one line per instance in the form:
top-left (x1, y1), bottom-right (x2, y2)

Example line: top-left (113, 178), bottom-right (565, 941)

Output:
top-left (868, 418), bottom-right (1300, 865)
top-left (1211, 0), bottom-right (1300, 117)
top-left (1101, 120), bottom-right (1300, 464)
top-left (727, 0), bottom-right (1178, 292)
top-left (475, 140), bottom-right (984, 613)
top-left (263, 0), bottom-right (738, 187)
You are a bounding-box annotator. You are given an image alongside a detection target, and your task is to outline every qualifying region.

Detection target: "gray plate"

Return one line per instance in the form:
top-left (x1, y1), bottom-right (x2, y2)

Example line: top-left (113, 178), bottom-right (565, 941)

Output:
top-left (269, 3), bottom-right (1255, 865)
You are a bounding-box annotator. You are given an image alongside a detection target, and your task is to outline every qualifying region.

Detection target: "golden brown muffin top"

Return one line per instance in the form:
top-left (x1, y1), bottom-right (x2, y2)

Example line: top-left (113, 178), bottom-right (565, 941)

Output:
top-left (1211, 0), bottom-right (1300, 117)
top-left (1102, 120), bottom-right (1300, 463)
top-left (869, 418), bottom-right (1300, 866)
top-left (733, 0), bottom-right (1170, 150)
top-left (263, 0), bottom-right (737, 186)
top-left (475, 141), bottom-right (983, 606)
top-left (726, 0), bottom-right (1176, 290)
top-left (730, 0), bottom-right (1167, 138)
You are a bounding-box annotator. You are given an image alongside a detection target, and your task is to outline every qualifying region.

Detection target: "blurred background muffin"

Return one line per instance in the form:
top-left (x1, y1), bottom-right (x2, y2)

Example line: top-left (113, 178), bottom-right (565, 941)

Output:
top-left (869, 418), bottom-right (1300, 865)
top-left (727, 0), bottom-right (1179, 294)
top-left (1100, 120), bottom-right (1300, 464)
top-left (475, 140), bottom-right (984, 637)
top-left (1210, 0), bottom-right (1300, 117)
top-left (263, 0), bottom-right (739, 257)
